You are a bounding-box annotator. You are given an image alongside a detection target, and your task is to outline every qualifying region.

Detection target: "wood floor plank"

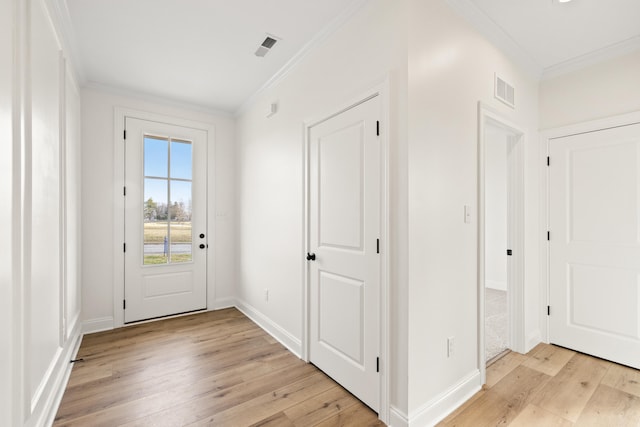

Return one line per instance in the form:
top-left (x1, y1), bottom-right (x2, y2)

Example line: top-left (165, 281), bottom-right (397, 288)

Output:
top-left (56, 311), bottom-right (640, 427)
top-left (436, 388), bottom-right (487, 425)
top-left (485, 351), bottom-right (528, 388)
top-left (284, 384), bottom-right (361, 426)
top-left (508, 404), bottom-right (573, 427)
top-left (532, 352), bottom-right (610, 422)
top-left (66, 361), bottom-right (113, 388)
top-left (313, 403), bottom-right (385, 427)
top-left (56, 341), bottom-right (292, 419)
top-left (184, 372), bottom-right (337, 426)
top-left (522, 343), bottom-right (575, 377)
top-left (601, 362), bottom-right (640, 398)
top-left (575, 385), bottom-right (640, 427)
top-left (248, 411), bottom-right (295, 427)
top-left (61, 360), bottom-right (317, 427)
top-left (488, 365), bottom-right (551, 413)
top-left (54, 309), bottom-right (385, 427)
top-left (437, 391), bottom-right (517, 427)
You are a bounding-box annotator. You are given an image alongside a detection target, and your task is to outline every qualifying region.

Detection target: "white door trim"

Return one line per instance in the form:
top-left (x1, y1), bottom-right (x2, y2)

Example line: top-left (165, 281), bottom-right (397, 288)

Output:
top-left (540, 110), bottom-right (640, 344)
top-left (302, 79), bottom-right (390, 424)
top-left (477, 102), bottom-right (526, 385)
top-left (113, 107), bottom-right (216, 329)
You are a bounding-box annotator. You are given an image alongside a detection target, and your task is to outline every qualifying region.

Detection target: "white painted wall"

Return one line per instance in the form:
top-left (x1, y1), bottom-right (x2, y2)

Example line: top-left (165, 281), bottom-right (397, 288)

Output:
top-left (485, 125), bottom-right (508, 291)
top-left (540, 51), bottom-right (640, 129)
top-left (81, 87), bottom-right (236, 329)
top-left (235, 0), bottom-right (409, 417)
top-left (0, 0), bottom-right (15, 424)
top-left (2, 0), bottom-right (84, 424)
top-left (65, 71), bottom-right (82, 339)
top-left (30, 0), bottom-right (63, 398)
top-left (407, 0), bottom-right (539, 421)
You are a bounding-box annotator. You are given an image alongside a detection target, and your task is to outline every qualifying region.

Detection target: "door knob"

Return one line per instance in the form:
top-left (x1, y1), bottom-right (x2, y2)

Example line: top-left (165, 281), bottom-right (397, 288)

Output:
top-left (199, 244), bottom-right (206, 249)
top-left (199, 233), bottom-right (205, 239)
top-left (306, 253), bottom-right (316, 261)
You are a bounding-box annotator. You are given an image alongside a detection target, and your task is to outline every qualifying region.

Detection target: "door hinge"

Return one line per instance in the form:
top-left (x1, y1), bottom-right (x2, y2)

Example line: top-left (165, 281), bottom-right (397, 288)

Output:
top-left (376, 357), bottom-right (380, 373)
top-left (547, 306), bottom-right (550, 316)
top-left (506, 249), bottom-right (513, 256)
top-left (123, 243), bottom-right (126, 252)
top-left (547, 156), bottom-right (550, 166)
top-left (123, 300), bottom-right (126, 310)
top-left (376, 238), bottom-right (380, 254)
top-left (547, 231), bottom-right (550, 241)
top-left (124, 129), bottom-right (127, 140)
top-left (376, 121), bottom-right (380, 136)
top-left (123, 186), bottom-right (126, 196)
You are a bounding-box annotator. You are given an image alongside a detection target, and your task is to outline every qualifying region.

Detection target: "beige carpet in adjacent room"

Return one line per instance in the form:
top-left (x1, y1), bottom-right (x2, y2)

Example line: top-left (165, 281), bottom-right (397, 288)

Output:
top-left (485, 288), bottom-right (508, 361)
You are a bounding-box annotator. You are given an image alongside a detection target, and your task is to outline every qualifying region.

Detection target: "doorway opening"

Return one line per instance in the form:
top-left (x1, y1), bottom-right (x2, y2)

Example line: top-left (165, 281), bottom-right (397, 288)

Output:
top-left (484, 123), bottom-right (515, 362)
top-left (478, 104), bottom-right (525, 380)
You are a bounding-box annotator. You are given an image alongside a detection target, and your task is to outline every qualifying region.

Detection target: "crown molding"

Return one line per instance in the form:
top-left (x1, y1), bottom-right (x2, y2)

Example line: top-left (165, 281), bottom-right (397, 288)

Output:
top-left (542, 35), bottom-right (640, 80)
top-left (83, 81), bottom-right (234, 117)
top-left (44, 0), bottom-right (86, 83)
top-left (234, 0), bottom-right (370, 117)
top-left (444, 0), bottom-right (543, 79)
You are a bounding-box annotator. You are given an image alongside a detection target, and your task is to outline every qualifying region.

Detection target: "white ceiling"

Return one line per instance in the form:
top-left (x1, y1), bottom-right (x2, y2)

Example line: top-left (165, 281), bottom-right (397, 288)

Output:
top-left (448, 0), bottom-right (640, 77)
top-left (65, 0), bottom-right (640, 112)
top-left (65, 0), bottom-right (364, 112)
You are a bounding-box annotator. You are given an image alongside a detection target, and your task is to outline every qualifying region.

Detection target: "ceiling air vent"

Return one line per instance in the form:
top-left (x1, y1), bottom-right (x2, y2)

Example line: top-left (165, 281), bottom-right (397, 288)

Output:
top-left (494, 74), bottom-right (515, 108)
top-left (255, 36), bottom-right (279, 57)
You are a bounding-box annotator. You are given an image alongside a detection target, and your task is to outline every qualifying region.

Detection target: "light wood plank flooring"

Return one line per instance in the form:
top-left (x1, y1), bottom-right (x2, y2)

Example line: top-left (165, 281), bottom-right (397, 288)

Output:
top-left (55, 308), bottom-right (640, 426)
top-left (54, 308), bottom-right (384, 427)
top-left (439, 343), bottom-right (640, 426)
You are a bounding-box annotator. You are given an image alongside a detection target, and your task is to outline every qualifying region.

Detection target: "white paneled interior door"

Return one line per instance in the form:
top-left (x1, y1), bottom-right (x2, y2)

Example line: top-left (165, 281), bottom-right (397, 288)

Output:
top-left (549, 122), bottom-right (640, 368)
top-left (308, 95), bottom-right (381, 411)
top-left (124, 117), bottom-right (208, 323)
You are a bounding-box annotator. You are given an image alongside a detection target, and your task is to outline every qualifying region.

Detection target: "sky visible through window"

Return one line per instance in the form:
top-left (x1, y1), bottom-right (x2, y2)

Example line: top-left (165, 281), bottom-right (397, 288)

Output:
top-left (144, 136), bottom-right (192, 214)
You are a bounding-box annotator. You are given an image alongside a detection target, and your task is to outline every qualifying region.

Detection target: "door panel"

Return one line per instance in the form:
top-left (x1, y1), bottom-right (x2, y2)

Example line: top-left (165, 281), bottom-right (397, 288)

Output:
top-left (125, 117), bottom-right (207, 323)
top-left (319, 124), bottom-right (364, 250)
top-left (309, 96), bottom-right (380, 411)
top-left (319, 271), bottom-right (364, 364)
top-left (549, 122), bottom-right (640, 368)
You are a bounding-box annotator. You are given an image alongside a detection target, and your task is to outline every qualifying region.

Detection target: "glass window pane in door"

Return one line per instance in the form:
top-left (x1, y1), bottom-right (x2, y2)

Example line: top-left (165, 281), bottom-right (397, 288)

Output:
top-left (170, 140), bottom-right (192, 179)
top-left (143, 178), bottom-right (168, 265)
top-left (144, 136), bottom-right (168, 177)
top-left (170, 180), bottom-right (192, 263)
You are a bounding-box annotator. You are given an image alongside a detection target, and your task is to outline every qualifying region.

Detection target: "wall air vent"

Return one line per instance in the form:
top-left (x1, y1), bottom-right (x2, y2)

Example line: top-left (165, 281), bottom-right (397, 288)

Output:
top-left (255, 35), bottom-right (279, 57)
top-left (494, 74), bottom-right (515, 108)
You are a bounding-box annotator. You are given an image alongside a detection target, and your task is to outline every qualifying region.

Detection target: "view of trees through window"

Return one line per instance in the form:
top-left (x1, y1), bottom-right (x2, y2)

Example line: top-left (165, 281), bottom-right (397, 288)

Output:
top-left (143, 136), bottom-right (193, 265)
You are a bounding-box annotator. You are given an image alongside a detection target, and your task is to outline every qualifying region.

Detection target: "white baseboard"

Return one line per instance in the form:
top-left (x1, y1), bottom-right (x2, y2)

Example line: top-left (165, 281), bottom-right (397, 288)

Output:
top-left (485, 280), bottom-right (507, 291)
top-left (408, 370), bottom-right (481, 426)
top-left (36, 320), bottom-right (82, 427)
top-left (82, 316), bottom-right (114, 334)
top-left (389, 405), bottom-right (409, 427)
top-left (235, 299), bottom-right (302, 358)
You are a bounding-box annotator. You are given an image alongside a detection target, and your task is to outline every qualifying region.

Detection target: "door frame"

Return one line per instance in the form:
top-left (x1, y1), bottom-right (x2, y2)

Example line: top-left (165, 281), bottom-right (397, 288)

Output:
top-left (302, 80), bottom-right (390, 423)
top-left (540, 109), bottom-right (640, 344)
top-left (113, 107), bottom-right (216, 329)
top-left (477, 103), bottom-right (526, 384)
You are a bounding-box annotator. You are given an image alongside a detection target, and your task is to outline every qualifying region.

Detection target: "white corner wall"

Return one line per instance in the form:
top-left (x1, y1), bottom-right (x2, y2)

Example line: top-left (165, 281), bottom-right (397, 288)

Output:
top-left (0, 0), bottom-right (15, 424)
top-left (2, 0), bottom-right (84, 424)
top-left (406, 0), bottom-right (540, 423)
top-left (540, 50), bottom-right (640, 129)
top-left (235, 0), bottom-right (409, 419)
top-left (81, 88), bottom-right (237, 331)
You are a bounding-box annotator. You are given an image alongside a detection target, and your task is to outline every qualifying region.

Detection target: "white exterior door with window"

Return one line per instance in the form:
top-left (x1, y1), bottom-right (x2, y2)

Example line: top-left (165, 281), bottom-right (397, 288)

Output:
top-left (308, 95), bottom-right (381, 411)
top-left (124, 117), bottom-right (207, 323)
top-left (549, 122), bottom-right (640, 368)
